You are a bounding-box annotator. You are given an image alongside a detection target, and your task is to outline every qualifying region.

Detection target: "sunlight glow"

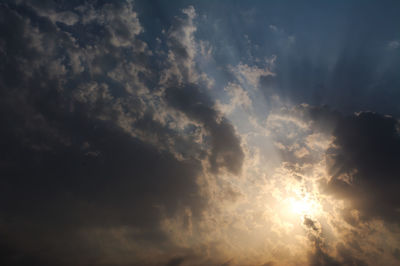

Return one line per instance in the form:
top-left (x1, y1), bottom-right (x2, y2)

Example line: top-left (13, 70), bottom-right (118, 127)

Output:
top-left (288, 194), bottom-right (321, 217)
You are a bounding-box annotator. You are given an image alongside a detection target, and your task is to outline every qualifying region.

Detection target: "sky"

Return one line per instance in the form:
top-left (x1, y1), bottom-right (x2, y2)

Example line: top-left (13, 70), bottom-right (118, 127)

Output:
top-left (1, 0), bottom-right (400, 265)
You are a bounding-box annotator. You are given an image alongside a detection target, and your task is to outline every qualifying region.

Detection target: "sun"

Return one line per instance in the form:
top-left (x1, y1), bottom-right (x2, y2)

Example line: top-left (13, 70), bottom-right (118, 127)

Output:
top-left (290, 197), bottom-right (312, 215)
top-left (288, 194), bottom-right (321, 217)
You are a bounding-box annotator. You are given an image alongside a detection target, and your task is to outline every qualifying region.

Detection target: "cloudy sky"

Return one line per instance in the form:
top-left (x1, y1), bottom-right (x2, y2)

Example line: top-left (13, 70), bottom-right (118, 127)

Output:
top-left (1, 0), bottom-right (400, 265)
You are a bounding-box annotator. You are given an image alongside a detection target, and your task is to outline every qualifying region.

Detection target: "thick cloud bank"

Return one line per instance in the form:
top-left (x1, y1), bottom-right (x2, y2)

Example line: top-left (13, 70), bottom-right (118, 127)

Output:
top-left (326, 112), bottom-right (400, 223)
top-left (0, 1), bottom-right (243, 265)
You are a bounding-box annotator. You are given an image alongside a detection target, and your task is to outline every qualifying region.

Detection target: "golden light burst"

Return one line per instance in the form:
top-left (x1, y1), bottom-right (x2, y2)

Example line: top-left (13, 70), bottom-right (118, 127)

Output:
top-left (286, 191), bottom-right (322, 218)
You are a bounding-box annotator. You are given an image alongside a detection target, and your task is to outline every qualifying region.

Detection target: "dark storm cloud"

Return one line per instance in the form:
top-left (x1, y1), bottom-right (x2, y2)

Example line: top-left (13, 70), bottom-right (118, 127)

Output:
top-left (295, 106), bottom-right (400, 225)
top-left (303, 216), bottom-right (340, 266)
top-left (161, 4), bottom-right (244, 175)
top-left (308, 240), bottom-right (368, 266)
top-left (275, 105), bottom-right (399, 265)
top-left (303, 216), bottom-right (368, 266)
top-left (166, 85), bottom-right (244, 175)
top-left (0, 1), bottom-right (243, 265)
top-left (325, 112), bottom-right (400, 223)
